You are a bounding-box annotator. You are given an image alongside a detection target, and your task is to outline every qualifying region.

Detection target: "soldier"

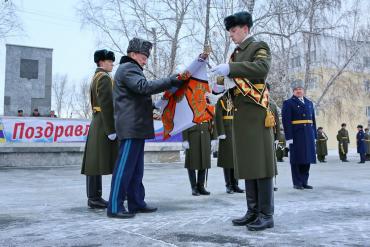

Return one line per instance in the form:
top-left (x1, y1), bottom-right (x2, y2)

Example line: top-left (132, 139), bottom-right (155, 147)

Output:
top-left (356, 125), bottom-right (366, 164)
top-left (365, 128), bottom-right (370, 161)
top-left (282, 80), bottom-right (317, 190)
top-left (316, 127), bottom-right (328, 163)
top-left (210, 11), bottom-right (275, 231)
top-left (214, 93), bottom-right (244, 194)
top-left (337, 123), bottom-right (350, 162)
top-left (108, 38), bottom-right (185, 218)
top-left (182, 123), bottom-right (216, 196)
top-left (81, 49), bottom-right (118, 209)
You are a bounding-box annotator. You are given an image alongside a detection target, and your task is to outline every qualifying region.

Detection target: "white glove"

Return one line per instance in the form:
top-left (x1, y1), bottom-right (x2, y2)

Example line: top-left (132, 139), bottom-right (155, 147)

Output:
top-left (211, 140), bottom-right (218, 152)
top-left (108, 133), bottom-right (117, 141)
top-left (205, 92), bottom-right (223, 106)
top-left (218, 134), bottom-right (226, 140)
top-left (210, 64), bottom-right (230, 76)
top-left (223, 76), bottom-right (236, 90)
top-left (286, 139), bottom-right (293, 145)
top-left (212, 84), bottom-right (225, 94)
top-left (182, 141), bottom-right (189, 150)
top-left (274, 140), bottom-right (279, 145)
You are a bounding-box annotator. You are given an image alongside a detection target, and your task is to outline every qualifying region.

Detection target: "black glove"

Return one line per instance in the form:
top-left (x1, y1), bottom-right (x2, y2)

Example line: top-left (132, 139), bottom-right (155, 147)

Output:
top-left (169, 74), bottom-right (185, 88)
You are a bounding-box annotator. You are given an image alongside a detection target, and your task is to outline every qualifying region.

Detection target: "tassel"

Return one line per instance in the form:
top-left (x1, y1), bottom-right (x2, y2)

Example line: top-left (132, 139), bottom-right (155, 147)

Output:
top-left (265, 109), bottom-right (276, 128)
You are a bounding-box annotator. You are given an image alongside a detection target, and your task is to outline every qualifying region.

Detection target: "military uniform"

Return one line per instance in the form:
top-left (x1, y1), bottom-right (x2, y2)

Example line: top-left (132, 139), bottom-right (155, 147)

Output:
top-left (215, 94), bottom-right (244, 193)
top-left (225, 36), bottom-right (275, 230)
top-left (282, 93), bottom-right (317, 189)
top-left (182, 122), bottom-right (213, 195)
top-left (337, 127), bottom-right (350, 162)
top-left (357, 126), bottom-right (366, 163)
top-left (81, 51), bottom-right (118, 209)
top-left (275, 132), bottom-right (286, 162)
top-left (365, 129), bottom-right (370, 161)
top-left (316, 130), bottom-right (328, 162)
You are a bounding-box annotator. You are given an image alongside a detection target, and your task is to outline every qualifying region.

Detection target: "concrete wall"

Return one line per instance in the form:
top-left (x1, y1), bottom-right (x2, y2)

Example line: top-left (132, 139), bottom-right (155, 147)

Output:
top-left (0, 142), bottom-right (182, 168)
top-left (4, 44), bottom-right (53, 116)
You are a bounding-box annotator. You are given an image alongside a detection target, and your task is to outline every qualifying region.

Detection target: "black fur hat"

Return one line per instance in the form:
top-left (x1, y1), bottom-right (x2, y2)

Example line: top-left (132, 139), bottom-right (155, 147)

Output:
top-left (357, 125), bottom-right (363, 129)
top-left (224, 11), bottom-right (253, 31)
top-left (127, 37), bottom-right (153, 57)
top-left (94, 49), bottom-right (115, 64)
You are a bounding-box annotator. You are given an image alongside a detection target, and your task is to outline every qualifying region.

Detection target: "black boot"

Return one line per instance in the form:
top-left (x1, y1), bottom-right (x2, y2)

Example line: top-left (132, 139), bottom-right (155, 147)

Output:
top-left (232, 179), bottom-right (258, 226)
top-left (197, 169), bottom-right (210, 195)
top-left (223, 168), bottom-right (234, 194)
top-left (86, 175), bottom-right (107, 209)
top-left (188, 169), bottom-right (199, 196)
top-left (247, 178), bottom-right (274, 231)
top-left (230, 169), bottom-right (244, 193)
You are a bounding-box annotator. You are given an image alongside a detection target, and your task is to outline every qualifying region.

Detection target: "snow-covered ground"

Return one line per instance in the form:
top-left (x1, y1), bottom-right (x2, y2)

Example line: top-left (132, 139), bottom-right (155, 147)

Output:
top-left (0, 153), bottom-right (369, 246)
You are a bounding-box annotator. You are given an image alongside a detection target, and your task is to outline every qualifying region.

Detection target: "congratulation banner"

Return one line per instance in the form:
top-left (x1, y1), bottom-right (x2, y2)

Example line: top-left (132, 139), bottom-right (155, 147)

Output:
top-left (0, 117), bottom-right (181, 143)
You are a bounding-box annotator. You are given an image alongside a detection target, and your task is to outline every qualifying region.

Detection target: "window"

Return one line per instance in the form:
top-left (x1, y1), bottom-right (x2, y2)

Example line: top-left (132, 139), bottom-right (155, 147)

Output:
top-left (364, 80), bottom-right (370, 92)
top-left (20, 59), bottom-right (38, 79)
top-left (364, 57), bottom-right (370, 68)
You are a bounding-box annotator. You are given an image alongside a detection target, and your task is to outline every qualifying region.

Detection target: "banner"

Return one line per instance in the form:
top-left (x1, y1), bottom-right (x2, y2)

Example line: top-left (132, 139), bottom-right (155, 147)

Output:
top-left (0, 117), bottom-right (181, 143)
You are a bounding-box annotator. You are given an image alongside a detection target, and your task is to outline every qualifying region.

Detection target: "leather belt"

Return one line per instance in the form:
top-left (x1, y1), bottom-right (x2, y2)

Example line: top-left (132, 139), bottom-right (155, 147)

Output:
top-left (93, 106), bottom-right (101, 113)
top-left (292, 120), bottom-right (313, 124)
top-left (223, 116), bottom-right (233, 120)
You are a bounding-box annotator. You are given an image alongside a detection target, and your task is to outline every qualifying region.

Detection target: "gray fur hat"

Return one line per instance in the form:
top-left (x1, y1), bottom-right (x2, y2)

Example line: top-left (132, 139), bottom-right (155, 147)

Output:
top-left (291, 79), bottom-right (304, 90)
top-left (127, 37), bottom-right (153, 57)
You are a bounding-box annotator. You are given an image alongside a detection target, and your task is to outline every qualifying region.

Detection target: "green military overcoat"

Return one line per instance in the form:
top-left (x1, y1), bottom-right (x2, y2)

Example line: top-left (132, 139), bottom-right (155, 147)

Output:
top-left (215, 95), bottom-right (234, 169)
top-left (316, 131), bottom-right (328, 156)
top-left (228, 36), bottom-right (276, 180)
top-left (364, 132), bottom-right (370, 154)
top-left (182, 122), bottom-right (212, 170)
top-left (81, 68), bottom-right (118, 176)
top-left (337, 128), bottom-right (350, 154)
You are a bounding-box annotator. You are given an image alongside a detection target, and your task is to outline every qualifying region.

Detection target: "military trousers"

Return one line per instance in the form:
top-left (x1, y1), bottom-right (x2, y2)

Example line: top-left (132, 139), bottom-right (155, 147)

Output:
top-left (290, 163), bottom-right (310, 186)
top-left (339, 152), bottom-right (347, 161)
top-left (360, 153), bottom-right (366, 163)
top-left (317, 155), bottom-right (326, 162)
top-left (245, 178), bottom-right (274, 217)
top-left (108, 139), bottom-right (146, 214)
top-left (86, 175), bottom-right (103, 200)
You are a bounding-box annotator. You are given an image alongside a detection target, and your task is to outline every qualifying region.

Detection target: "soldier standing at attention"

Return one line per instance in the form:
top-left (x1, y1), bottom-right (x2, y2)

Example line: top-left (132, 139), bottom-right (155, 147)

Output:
top-left (337, 123), bottom-right (350, 162)
top-left (214, 93), bottom-right (244, 194)
top-left (356, 125), bottom-right (366, 164)
top-left (316, 127), bottom-right (328, 163)
top-left (364, 128), bottom-right (370, 161)
top-left (210, 11), bottom-right (276, 231)
top-left (81, 49), bottom-right (118, 209)
top-left (282, 80), bottom-right (317, 190)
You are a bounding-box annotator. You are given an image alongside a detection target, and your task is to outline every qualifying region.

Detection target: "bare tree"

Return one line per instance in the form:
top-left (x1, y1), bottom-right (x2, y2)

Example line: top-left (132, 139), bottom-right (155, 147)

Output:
top-left (72, 78), bottom-right (92, 119)
top-left (52, 74), bottom-right (68, 118)
top-left (0, 0), bottom-right (22, 40)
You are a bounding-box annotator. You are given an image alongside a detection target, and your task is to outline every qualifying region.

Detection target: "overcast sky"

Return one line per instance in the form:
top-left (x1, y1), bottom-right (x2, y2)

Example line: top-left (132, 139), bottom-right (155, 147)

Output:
top-left (0, 0), bottom-right (100, 115)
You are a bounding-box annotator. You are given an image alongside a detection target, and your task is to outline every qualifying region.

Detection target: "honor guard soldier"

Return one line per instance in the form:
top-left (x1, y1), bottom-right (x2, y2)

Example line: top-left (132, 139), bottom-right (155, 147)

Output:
top-left (210, 11), bottom-right (276, 231)
top-left (182, 122), bottom-right (217, 196)
top-left (282, 80), bottom-right (317, 190)
top-left (356, 125), bottom-right (366, 163)
top-left (275, 129), bottom-right (286, 162)
top-left (81, 49), bottom-right (118, 209)
top-left (108, 38), bottom-right (185, 218)
top-left (316, 127), bottom-right (328, 163)
top-left (337, 123), bottom-right (350, 162)
top-left (365, 128), bottom-right (370, 161)
top-left (214, 91), bottom-right (244, 194)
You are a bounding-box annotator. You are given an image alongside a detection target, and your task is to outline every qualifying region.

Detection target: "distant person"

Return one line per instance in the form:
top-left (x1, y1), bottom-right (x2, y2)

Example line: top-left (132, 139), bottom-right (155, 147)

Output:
top-left (365, 128), bottom-right (370, 161)
top-left (17, 110), bottom-right (24, 117)
top-left (356, 125), bottom-right (366, 164)
top-left (316, 127), bottom-right (328, 163)
top-left (49, 110), bottom-right (57, 118)
top-left (31, 108), bottom-right (40, 117)
top-left (337, 123), bottom-right (350, 162)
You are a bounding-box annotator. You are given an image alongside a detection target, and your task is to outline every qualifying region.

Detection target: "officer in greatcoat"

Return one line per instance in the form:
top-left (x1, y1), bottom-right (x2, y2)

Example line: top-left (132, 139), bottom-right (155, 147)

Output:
top-left (337, 123), bottom-right (350, 162)
top-left (209, 11), bottom-right (276, 231)
top-left (365, 128), bottom-right (370, 161)
top-left (282, 80), bottom-right (317, 190)
top-left (316, 127), bottom-right (328, 163)
top-left (356, 125), bottom-right (366, 163)
top-left (81, 49), bottom-right (118, 209)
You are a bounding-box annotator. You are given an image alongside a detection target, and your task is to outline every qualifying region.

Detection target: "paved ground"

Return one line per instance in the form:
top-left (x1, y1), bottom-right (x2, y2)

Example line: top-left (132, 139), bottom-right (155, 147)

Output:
top-left (0, 153), bottom-right (370, 247)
